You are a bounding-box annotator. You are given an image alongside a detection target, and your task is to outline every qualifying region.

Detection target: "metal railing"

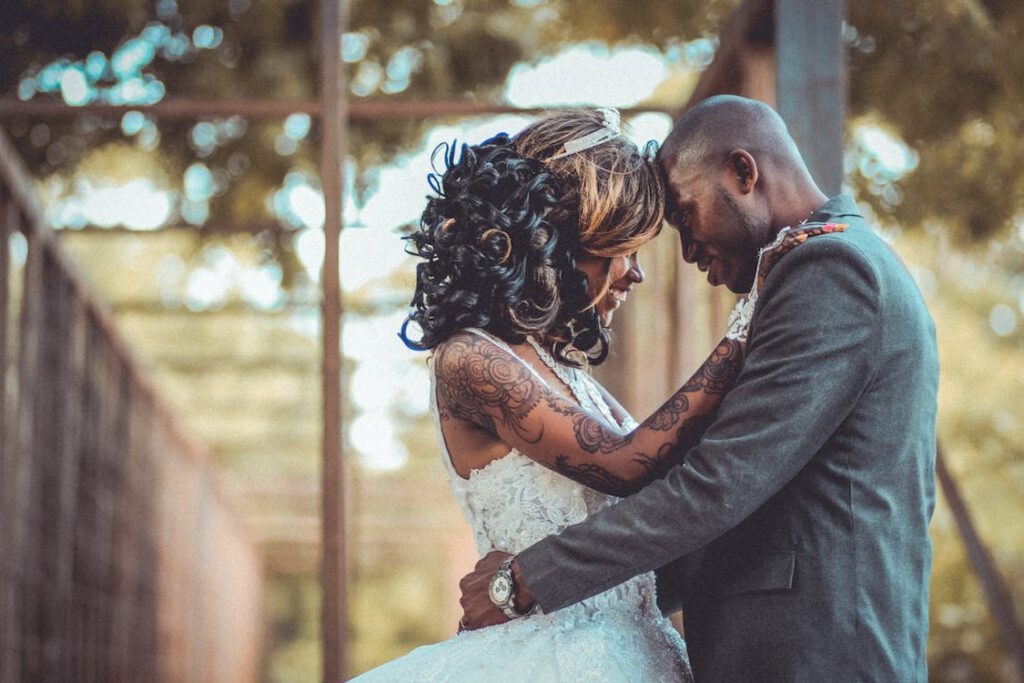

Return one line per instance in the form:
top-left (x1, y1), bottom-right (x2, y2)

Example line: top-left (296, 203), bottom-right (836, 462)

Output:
top-left (0, 127), bottom-right (264, 682)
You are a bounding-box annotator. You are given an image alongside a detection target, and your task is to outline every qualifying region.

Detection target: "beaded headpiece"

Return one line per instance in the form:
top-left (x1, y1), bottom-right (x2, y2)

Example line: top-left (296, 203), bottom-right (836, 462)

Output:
top-left (547, 108), bottom-right (622, 161)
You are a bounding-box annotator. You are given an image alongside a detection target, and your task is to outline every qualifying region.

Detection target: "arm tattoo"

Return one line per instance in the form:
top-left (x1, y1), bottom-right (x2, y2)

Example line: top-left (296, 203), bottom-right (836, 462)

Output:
top-left (681, 338), bottom-right (744, 395)
top-left (642, 393), bottom-right (690, 432)
top-left (554, 451), bottom-right (665, 498)
top-left (566, 338), bottom-right (742, 492)
top-left (572, 412), bottom-right (634, 454)
top-left (434, 331), bottom-right (745, 497)
top-left (554, 455), bottom-right (635, 498)
top-left (435, 336), bottom-right (544, 443)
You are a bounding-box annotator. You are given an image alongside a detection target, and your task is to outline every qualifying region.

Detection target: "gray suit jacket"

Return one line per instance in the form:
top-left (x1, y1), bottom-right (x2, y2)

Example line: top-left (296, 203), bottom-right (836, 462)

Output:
top-left (517, 196), bottom-right (939, 682)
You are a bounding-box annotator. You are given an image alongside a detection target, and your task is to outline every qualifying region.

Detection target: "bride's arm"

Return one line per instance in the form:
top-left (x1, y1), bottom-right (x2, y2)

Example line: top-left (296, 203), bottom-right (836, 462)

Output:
top-left (436, 224), bottom-right (846, 497)
top-left (435, 332), bottom-right (743, 497)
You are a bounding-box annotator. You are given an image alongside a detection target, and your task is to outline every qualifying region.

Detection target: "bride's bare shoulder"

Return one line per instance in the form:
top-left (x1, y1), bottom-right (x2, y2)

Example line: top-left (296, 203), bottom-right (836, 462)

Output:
top-left (434, 330), bottom-right (499, 370)
top-left (433, 330), bottom-right (535, 391)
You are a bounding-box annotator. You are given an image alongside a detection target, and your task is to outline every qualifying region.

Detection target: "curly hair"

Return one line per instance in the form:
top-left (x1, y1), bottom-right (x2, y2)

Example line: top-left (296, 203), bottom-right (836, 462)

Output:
top-left (400, 109), bottom-right (664, 366)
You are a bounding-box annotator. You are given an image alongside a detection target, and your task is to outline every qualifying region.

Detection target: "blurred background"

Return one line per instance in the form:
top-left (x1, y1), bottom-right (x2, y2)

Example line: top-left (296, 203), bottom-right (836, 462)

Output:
top-left (0, 0), bottom-right (1022, 681)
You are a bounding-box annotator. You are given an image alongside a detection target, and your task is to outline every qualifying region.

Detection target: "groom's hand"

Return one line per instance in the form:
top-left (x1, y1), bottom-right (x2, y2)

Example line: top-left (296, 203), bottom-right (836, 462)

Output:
top-left (458, 551), bottom-right (536, 631)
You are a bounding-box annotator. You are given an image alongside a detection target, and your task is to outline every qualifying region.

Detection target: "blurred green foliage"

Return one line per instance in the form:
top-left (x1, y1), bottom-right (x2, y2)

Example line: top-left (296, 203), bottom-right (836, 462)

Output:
top-left (846, 0), bottom-right (1024, 243)
top-left (896, 231), bottom-right (1024, 682)
top-left (2, 0), bottom-right (1022, 251)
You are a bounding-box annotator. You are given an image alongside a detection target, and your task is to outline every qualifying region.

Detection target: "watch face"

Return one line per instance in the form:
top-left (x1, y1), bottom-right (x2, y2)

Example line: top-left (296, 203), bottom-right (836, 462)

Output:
top-left (489, 575), bottom-right (512, 605)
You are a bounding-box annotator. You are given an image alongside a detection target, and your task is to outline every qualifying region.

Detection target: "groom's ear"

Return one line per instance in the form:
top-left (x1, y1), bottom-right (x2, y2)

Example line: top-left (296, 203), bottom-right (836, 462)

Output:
top-left (727, 149), bottom-right (758, 194)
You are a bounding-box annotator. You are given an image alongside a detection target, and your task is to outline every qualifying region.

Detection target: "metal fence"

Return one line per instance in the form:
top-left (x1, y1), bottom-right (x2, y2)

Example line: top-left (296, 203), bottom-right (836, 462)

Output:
top-left (0, 127), bottom-right (264, 682)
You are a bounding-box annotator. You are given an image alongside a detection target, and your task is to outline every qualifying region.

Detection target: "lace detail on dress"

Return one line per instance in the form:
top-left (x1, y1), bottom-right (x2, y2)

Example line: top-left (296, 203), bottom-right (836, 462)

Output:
top-left (525, 336), bottom-right (620, 429)
top-left (429, 328), bottom-right (620, 561)
top-left (726, 226), bottom-right (793, 342)
top-left (354, 327), bottom-right (692, 681)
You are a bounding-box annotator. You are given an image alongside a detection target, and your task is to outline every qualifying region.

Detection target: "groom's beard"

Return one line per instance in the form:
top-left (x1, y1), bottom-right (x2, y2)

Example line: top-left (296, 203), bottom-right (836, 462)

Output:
top-left (713, 187), bottom-right (760, 293)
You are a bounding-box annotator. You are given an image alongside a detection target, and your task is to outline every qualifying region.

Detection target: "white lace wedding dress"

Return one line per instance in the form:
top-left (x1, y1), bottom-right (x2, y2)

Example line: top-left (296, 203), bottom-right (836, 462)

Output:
top-left (351, 328), bottom-right (691, 682)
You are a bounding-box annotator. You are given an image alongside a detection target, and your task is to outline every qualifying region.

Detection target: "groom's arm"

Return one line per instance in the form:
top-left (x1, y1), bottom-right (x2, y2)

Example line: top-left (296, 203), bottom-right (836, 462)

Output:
top-left (516, 237), bottom-right (882, 612)
top-left (654, 550), bottom-right (704, 615)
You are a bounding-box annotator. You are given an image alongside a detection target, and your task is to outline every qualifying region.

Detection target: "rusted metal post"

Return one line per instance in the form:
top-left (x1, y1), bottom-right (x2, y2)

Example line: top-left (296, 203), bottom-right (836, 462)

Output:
top-left (320, 0), bottom-right (348, 680)
top-left (0, 195), bottom-right (13, 683)
top-left (775, 0), bottom-right (846, 195)
top-left (0, 98), bottom-right (677, 121)
top-left (0, 192), bottom-right (8, 469)
top-left (11, 220), bottom-right (41, 683)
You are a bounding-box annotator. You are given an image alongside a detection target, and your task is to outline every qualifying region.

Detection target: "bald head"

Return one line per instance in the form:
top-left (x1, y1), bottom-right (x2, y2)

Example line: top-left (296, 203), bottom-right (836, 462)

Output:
top-left (658, 95), bottom-right (807, 176)
top-left (654, 96), bottom-right (829, 293)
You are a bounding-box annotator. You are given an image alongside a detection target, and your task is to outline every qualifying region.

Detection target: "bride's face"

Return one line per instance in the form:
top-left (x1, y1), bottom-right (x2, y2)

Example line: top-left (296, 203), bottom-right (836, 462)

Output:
top-left (578, 252), bottom-right (645, 327)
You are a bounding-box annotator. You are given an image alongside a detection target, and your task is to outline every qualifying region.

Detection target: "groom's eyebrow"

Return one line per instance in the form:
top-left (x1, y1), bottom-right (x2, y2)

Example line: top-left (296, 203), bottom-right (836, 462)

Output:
top-left (673, 208), bottom-right (694, 234)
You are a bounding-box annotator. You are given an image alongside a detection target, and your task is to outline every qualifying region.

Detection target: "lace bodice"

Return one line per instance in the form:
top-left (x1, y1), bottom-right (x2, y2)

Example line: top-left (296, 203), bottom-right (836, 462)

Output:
top-left (429, 328), bottom-right (660, 622)
top-left (351, 327), bottom-right (692, 682)
top-left (430, 328), bottom-right (631, 554)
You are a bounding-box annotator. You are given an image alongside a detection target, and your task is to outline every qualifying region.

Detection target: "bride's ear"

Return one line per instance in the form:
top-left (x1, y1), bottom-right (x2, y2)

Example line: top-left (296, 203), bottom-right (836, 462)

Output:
top-left (727, 149), bottom-right (758, 194)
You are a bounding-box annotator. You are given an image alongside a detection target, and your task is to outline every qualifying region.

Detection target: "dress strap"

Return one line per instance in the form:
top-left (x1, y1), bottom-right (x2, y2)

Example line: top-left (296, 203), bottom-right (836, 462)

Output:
top-left (525, 337), bottom-right (622, 431)
top-left (461, 327), bottom-right (517, 356)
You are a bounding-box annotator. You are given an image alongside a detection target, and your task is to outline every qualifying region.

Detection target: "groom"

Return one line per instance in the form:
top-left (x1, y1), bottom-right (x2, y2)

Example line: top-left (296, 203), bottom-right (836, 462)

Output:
top-left (458, 95), bottom-right (939, 681)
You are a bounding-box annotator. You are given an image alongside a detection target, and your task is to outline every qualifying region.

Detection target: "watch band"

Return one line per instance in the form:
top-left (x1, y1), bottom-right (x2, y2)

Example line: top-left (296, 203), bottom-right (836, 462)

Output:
top-left (490, 556), bottom-right (537, 619)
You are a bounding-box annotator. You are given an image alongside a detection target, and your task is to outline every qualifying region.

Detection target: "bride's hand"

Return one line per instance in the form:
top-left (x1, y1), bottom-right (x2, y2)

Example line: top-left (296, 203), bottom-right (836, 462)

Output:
top-left (726, 223), bottom-right (846, 344)
top-left (754, 223), bottom-right (847, 294)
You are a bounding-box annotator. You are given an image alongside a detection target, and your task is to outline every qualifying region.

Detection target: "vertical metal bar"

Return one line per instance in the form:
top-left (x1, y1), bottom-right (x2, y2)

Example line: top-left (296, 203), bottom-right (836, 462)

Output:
top-left (936, 444), bottom-right (1024, 678)
top-left (12, 221), bottom-right (42, 683)
top-left (51, 264), bottom-right (79, 683)
top-left (33, 248), bottom-right (64, 682)
top-left (0, 194), bottom-right (10, 675)
top-left (320, 0), bottom-right (348, 679)
top-left (0, 192), bottom-right (9, 483)
top-left (775, 0), bottom-right (846, 195)
top-left (0, 196), bottom-right (12, 683)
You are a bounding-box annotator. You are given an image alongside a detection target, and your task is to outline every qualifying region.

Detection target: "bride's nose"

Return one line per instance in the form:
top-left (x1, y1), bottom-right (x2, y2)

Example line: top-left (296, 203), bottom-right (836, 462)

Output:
top-left (626, 254), bottom-right (644, 284)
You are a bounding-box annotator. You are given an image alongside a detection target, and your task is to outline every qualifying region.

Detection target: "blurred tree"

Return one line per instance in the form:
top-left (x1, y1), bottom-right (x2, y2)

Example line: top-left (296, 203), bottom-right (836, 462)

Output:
top-left (0, 0), bottom-right (706, 288)
top-left (846, 0), bottom-right (1024, 243)
top-left (3, 0), bottom-right (1020, 249)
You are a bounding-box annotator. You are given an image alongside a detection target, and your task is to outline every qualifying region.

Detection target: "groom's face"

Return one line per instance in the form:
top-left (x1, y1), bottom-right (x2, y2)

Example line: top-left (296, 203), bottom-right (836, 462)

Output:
top-left (662, 168), bottom-right (761, 293)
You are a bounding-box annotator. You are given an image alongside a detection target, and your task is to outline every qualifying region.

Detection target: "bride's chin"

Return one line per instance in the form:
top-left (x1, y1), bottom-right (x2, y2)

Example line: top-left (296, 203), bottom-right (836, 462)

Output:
top-left (600, 297), bottom-right (624, 326)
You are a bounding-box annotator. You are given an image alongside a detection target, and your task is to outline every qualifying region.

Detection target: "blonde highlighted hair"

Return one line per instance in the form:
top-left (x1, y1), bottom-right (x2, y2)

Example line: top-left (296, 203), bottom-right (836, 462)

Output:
top-left (401, 108), bottom-right (664, 365)
top-left (514, 109), bottom-right (664, 315)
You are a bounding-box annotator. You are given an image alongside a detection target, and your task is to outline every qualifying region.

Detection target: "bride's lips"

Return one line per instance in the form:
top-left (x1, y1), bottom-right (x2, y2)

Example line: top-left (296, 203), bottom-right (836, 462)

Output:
top-left (609, 287), bottom-right (630, 308)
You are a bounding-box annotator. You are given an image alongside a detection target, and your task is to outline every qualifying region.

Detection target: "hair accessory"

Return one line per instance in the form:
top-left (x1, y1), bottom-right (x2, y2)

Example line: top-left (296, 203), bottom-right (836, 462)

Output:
top-left (480, 228), bottom-right (514, 263)
top-left (547, 108), bottom-right (622, 161)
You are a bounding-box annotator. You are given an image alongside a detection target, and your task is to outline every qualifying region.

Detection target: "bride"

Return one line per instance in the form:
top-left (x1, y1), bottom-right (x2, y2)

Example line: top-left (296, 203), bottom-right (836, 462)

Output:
top-left (354, 108), bottom-right (830, 681)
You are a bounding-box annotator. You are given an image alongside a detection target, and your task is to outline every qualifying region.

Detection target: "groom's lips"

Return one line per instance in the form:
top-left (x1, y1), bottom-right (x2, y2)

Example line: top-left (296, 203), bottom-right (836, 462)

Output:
top-left (699, 258), bottom-right (723, 286)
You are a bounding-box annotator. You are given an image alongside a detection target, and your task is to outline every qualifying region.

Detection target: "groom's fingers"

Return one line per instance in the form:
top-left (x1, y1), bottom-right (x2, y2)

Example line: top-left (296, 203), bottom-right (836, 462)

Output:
top-left (458, 551), bottom-right (513, 631)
